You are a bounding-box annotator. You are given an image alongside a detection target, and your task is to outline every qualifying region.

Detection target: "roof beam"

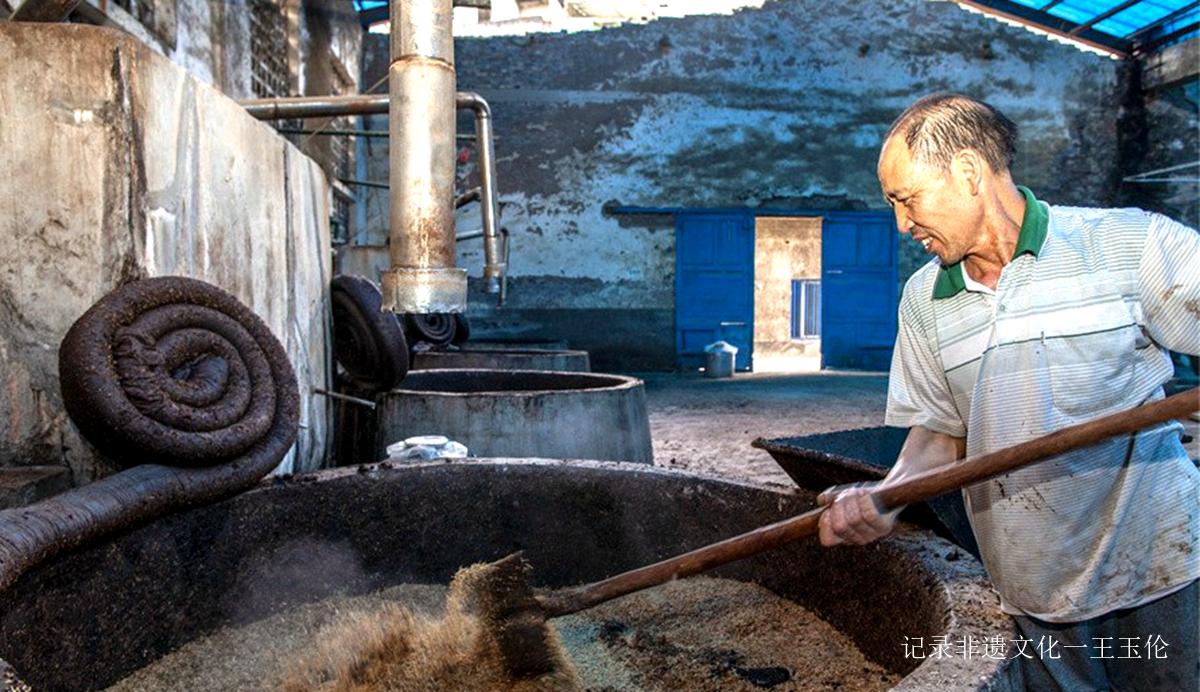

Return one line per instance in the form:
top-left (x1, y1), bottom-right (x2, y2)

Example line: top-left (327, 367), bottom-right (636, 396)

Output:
top-left (954, 0), bottom-right (1132, 56)
top-left (1069, 0), bottom-right (1146, 36)
top-left (1140, 35), bottom-right (1200, 90)
top-left (1129, 1), bottom-right (1198, 38)
top-left (1136, 20), bottom-right (1200, 55)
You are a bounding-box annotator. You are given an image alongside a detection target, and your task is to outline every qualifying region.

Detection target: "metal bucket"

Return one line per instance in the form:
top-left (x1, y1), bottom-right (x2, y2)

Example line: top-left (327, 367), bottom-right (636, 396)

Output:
top-left (704, 341), bottom-right (737, 378)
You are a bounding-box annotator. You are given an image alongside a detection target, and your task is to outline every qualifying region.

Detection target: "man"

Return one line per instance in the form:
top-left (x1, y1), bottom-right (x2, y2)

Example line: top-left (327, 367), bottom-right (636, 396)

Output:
top-left (818, 93), bottom-right (1198, 691)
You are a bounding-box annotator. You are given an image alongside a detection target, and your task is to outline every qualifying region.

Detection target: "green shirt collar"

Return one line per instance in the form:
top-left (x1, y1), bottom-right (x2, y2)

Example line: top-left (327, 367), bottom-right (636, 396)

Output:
top-left (932, 186), bottom-right (1047, 300)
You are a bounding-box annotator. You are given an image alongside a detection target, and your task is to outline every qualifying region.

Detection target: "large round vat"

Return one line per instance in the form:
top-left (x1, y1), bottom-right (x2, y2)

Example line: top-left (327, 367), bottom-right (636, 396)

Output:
top-left (465, 339), bottom-right (569, 351)
top-left (411, 348), bottom-right (591, 372)
top-left (376, 369), bottom-right (652, 463)
top-left (0, 460), bottom-right (1016, 691)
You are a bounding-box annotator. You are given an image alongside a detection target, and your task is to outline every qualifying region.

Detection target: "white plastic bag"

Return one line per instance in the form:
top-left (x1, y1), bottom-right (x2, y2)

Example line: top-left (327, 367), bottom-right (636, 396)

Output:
top-left (385, 435), bottom-right (469, 461)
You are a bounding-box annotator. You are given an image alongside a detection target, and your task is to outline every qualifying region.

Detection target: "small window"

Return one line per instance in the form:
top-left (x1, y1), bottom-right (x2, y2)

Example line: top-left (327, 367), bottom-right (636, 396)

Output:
top-left (249, 0), bottom-right (290, 99)
top-left (791, 279), bottom-right (821, 340)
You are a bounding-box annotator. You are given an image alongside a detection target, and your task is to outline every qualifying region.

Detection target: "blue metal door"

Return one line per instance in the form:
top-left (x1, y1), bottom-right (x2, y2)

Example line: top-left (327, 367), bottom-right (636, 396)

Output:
top-left (675, 212), bottom-right (754, 371)
top-left (821, 212), bottom-right (899, 370)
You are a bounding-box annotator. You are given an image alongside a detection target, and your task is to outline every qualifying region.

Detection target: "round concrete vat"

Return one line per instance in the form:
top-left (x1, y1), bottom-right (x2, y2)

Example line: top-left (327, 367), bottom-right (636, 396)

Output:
top-left (376, 369), bottom-right (652, 463)
top-left (411, 348), bottom-right (591, 372)
top-left (465, 339), bottom-right (569, 351)
top-left (0, 460), bottom-right (1017, 691)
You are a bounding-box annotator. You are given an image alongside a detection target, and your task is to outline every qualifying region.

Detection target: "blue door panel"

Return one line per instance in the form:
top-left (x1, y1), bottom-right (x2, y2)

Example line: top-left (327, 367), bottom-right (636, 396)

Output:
top-left (718, 322), bottom-right (752, 361)
top-left (833, 272), bottom-right (895, 321)
top-left (823, 227), bottom-right (858, 266)
top-left (678, 231), bottom-right (714, 264)
top-left (857, 226), bottom-right (884, 262)
top-left (675, 213), bottom-right (754, 371)
top-left (678, 271), bottom-right (751, 316)
top-left (821, 213), bottom-right (899, 370)
top-left (681, 328), bottom-right (718, 353)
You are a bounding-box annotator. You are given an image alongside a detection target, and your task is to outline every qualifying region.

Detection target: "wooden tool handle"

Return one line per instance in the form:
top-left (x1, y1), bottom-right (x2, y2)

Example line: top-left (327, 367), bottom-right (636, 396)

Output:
top-left (873, 387), bottom-right (1198, 512)
top-left (540, 387), bottom-right (1198, 617)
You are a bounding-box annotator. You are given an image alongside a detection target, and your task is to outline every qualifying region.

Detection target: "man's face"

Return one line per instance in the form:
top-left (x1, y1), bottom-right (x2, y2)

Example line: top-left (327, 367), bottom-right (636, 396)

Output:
top-left (877, 135), bottom-right (983, 266)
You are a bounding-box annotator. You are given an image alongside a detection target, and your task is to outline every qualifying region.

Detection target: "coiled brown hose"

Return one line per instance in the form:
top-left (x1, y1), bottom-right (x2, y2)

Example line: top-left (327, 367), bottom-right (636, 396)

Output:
top-left (0, 277), bottom-right (299, 594)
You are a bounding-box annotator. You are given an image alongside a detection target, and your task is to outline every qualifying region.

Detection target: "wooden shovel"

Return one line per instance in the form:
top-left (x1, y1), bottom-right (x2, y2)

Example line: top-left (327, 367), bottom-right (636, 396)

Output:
top-left (476, 388), bottom-right (1199, 678)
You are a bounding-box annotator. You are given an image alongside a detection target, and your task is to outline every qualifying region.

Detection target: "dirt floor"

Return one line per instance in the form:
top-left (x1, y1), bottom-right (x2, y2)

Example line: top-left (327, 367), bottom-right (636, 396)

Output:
top-left (637, 371), bottom-right (890, 487)
top-left (636, 370), bottom-right (1200, 486)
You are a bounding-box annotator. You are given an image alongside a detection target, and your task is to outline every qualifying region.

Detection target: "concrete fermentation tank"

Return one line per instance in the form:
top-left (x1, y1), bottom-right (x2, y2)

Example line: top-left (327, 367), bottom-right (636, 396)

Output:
top-left (464, 339), bottom-right (569, 351)
top-left (375, 370), bottom-right (653, 462)
top-left (410, 347), bottom-right (591, 372)
top-left (0, 460), bottom-right (1018, 690)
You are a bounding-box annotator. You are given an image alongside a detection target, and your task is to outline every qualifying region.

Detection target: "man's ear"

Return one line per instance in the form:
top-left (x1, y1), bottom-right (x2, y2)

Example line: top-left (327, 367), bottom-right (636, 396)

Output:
top-left (954, 149), bottom-right (984, 196)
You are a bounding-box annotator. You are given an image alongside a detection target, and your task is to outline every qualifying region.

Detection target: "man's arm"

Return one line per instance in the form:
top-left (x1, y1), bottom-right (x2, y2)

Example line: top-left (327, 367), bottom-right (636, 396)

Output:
top-left (817, 425), bottom-right (965, 546)
top-left (1138, 215), bottom-right (1200, 356)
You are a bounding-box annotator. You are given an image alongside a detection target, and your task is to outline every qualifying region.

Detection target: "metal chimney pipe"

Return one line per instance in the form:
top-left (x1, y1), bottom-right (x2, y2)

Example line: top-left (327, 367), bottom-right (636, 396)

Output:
top-left (383, 0), bottom-right (465, 313)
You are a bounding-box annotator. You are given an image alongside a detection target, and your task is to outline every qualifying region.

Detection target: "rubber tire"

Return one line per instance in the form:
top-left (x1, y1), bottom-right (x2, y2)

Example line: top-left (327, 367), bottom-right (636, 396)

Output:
top-left (331, 275), bottom-right (409, 392)
top-left (404, 312), bottom-right (457, 347)
top-left (452, 313), bottom-right (471, 345)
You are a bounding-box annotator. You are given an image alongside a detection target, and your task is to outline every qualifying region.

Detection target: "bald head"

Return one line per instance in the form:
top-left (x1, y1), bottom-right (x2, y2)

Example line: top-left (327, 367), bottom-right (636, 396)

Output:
top-left (883, 93), bottom-right (1018, 174)
top-left (876, 94), bottom-right (1027, 273)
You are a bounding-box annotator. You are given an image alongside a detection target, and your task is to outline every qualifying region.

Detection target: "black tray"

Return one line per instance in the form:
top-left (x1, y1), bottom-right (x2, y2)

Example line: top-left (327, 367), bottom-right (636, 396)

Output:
top-left (753, 427), bottom-right (980, 558)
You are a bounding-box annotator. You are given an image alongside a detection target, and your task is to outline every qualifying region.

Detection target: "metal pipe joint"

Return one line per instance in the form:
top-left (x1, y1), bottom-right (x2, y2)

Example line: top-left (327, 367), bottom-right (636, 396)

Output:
top-left (456, 92), bottom-right (505, 294)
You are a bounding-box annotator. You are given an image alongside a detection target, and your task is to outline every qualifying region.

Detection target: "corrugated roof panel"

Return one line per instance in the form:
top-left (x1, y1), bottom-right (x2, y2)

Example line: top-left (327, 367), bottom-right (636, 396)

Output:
top-left (973, 0), bottom-right (1197, 52)
top-left (1008, 0), bottom-right (1194, 35)
top-left (1044, 1), bottom-right (1105, 26)
top-left (1079, 0), bottom-right (1180, 36)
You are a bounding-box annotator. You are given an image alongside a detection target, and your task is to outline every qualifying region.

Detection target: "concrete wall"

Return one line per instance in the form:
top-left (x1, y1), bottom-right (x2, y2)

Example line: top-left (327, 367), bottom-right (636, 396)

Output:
top-left (0, 24), bottom-right (334, 486)
top-left (1134, 82), bottom-right (1199, 229)
top-left (753, 216), bottom-right (820, 359)
top-left (296, 0), bottom-right (365, 199)
top-left (1114, 38), bottom-right (1198, 230)
top-left (70, 0), bottom-right (361, 101)
top-left (66, 0), bottom-right (363, 199)
top-left (355, 0), bottom-right (1127, 370)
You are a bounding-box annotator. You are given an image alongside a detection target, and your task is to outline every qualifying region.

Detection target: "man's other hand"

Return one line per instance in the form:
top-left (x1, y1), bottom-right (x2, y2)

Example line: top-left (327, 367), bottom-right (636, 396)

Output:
top-left (817, 483), bottom-right (898, 547)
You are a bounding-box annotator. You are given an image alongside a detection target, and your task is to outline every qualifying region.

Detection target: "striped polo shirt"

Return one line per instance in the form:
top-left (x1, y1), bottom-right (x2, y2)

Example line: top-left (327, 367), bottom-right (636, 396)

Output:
top-left (886, 187), bottom-right (1200, 622)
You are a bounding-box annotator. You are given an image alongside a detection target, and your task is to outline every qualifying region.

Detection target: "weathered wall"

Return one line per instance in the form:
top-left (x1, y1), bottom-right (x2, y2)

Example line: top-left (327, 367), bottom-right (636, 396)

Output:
top-left (69, 0), bottom-right (362, 198)
top-left (0, 24), bottom-right (333, 486)
top-left (1110, 38), bottom-right (1198, 230)
top-left (753, 216), bottom-right (820, 358)
top-left (295, 0), bottom-right (364, 189)
top-left (1132, 81), bottom-right (1199, 229)
top-left (356, 0), bottom-right (1125, 370)
top-left (74, 0), bottom-right (360, 101)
